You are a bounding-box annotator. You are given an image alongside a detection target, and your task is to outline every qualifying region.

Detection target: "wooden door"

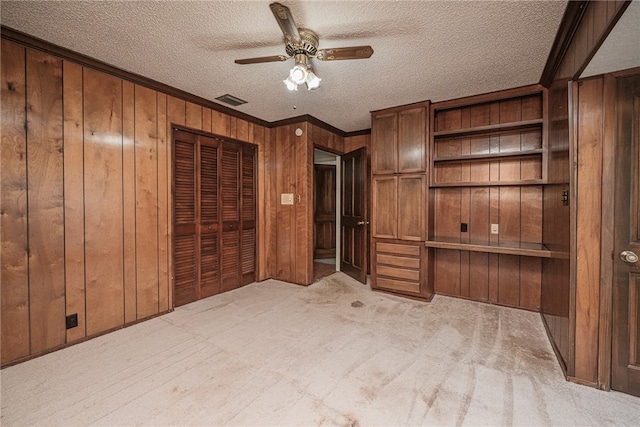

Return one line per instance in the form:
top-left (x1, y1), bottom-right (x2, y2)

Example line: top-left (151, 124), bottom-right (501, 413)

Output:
top-left (398, 107), bottom-right (426, 173)
top-left (397, 175), bottom-right (426, 241)
top-left (173, 130), bottom-right (201, 306)
top-left (371, 176), bottom-right (397, 239)
top-left (341, 147), bottom-right (368, 283)
top-left (199, 138), bottom-right (221, 299)
top-left (371, 112), bottom-right (397, 174)
top-left (173, 130), bottom-right (255, 306)
top-left (314, 164), bottom-right (337, 259)
top-left (612, 74), bottom-right (640, 397)
top-left (220, 142), bottom-right (241, 292)
top-left (174, 130), bottom-right (222, 306)
top-left (240, 144), bottom-right (257, 286)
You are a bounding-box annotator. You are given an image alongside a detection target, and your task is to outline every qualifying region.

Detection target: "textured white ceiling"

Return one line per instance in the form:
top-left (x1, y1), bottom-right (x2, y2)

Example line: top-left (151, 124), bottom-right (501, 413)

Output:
top-left (581, 0), bottom-right (640, 78)
top-left (1, 0), bottom-right (568, 132)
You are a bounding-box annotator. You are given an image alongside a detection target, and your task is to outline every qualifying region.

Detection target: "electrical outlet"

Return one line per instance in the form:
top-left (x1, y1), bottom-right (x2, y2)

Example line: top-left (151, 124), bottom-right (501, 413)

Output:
top-left (281, 193), bottom-right (294, 205)
top-left (491, 224), bottom-right (499, 235)
top-left (66, 313), bottom-right (78, 329)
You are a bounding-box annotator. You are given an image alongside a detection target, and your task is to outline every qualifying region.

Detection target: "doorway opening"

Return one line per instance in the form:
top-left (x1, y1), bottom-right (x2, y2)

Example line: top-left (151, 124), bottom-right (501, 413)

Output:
top-left (313, 149), bottom-right (340, 281)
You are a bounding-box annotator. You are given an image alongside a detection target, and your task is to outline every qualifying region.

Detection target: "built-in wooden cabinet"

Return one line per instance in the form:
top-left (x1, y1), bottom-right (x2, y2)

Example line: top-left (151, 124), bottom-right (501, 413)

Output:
top-left (372, 175), bottom-right (426, 241)
top-left (371, 241), bottom-right (429, 298)
top-left (426, 86), bottom-right (548, 310)
top-left (372, 105), bottom-right (427, 174)
top-left (370, 102), bottom-right (432, 300)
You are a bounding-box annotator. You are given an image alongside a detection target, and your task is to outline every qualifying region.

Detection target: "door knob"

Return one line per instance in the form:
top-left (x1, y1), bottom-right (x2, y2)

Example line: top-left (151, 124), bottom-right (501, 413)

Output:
top-left (620, 250), bottom-right (639, 264)
top-left (357, 221), bottom-right (365, 226)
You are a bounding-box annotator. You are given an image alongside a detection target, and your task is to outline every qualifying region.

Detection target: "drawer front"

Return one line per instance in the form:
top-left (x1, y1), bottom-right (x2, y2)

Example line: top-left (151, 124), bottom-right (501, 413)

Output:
top-left (376, 277), bottom-right (420, 294)
top-left (376, 265), bottom-right (420, 282)
top-left (377, 253), bottom-right (420, 269)
top-left (376, 242), bottom-right (420, 257)
top-left (373, 240), bottom-right (423, 295)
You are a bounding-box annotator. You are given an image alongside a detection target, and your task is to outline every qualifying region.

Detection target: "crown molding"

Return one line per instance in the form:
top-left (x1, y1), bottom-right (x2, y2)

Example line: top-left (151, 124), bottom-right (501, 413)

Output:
top-left (2, 25), bottom-right (375, 137)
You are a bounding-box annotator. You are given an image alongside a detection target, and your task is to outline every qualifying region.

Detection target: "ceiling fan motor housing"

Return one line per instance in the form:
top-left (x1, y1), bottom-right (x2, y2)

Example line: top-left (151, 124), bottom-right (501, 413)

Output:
top-left (286, 28), bottom-right (319, 57)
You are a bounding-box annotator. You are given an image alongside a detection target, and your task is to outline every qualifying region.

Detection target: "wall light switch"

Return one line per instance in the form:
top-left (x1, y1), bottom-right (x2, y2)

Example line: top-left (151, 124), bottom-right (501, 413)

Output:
top-left (281, 193), bottom-right (294, 205)
top-left (491, 224), bottom-right (499, 235)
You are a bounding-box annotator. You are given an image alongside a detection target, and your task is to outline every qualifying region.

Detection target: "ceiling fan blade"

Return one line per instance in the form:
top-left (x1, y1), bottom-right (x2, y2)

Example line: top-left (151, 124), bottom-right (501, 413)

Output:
top-left (316, 46), bottom-right (374, 61)
top-left (269, 2), bottom-right (301, 44)
top-left (235, 55), bottom-right (289, 65)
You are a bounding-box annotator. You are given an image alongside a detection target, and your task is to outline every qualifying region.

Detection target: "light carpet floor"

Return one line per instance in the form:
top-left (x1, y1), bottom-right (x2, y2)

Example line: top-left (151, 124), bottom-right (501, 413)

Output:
top-left (2, 272), bottom-right (640, 426)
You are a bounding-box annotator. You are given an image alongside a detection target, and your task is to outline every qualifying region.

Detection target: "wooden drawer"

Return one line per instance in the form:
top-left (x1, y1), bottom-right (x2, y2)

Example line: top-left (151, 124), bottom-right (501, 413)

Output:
top-left (372, 239), bottom-right (431, 299)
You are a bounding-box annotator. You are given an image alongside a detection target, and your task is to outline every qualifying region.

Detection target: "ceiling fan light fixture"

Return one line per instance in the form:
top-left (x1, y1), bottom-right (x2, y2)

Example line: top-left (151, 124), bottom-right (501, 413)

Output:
top-left (289, 64), bottom-right (308, 85)
top-left (283, 76), bottom-right (298, 91)
top-left (305, 70), bottom-right (321, 90)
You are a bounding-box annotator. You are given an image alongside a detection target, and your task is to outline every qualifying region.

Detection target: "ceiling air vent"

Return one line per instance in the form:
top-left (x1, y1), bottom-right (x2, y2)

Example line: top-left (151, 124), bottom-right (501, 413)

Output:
top-left (215, 94), bottom-right (247, 107)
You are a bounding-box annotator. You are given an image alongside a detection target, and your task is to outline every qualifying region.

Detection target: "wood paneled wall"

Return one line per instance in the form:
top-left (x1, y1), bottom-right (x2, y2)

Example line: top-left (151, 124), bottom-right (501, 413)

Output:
top-left (541, 78), bottom-right (572, 373)
top-left (344, 134), bottom-right (371, 154)
top-left (270, 123), bottom-right (348, 285)
top-left (0, 39), bottom-right (270, 366)
top-left (433, 187), bottom-right (542, 310)
top-left (540, 0), bottom-right (630, 388)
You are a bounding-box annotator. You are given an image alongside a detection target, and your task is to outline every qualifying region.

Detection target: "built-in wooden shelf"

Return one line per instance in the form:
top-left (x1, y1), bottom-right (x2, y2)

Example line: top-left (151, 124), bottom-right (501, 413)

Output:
top-left (433, 119), bottom-right (543, 138)
top-left (433, 149), bottom-right (543, 163)
top-left (425, 237), bottom-right (552, 257)
top-left (430, 179), bottom-right (544, 188)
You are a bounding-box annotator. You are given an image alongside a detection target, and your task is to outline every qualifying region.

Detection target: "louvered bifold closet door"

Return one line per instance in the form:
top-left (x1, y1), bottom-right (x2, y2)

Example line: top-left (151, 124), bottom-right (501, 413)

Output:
top-left (173, 130), bottom-right (198, 306)
top-left (221, 142), bottom-right (242, 292)
top-left (241, 145), bottom-right (257, 285)
top-left (199, 137), bottom-right (221, 299)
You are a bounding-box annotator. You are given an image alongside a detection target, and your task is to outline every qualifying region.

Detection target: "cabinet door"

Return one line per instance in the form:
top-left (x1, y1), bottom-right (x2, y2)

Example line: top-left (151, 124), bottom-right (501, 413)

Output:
top-left (372, 112), bottom-right (397, 174)
top-left (397, 174), bottom-right (426, 241)
top-left (372, 176), bottom-right (397, 239)
top-left (398, 107), bottom-right (426, 173)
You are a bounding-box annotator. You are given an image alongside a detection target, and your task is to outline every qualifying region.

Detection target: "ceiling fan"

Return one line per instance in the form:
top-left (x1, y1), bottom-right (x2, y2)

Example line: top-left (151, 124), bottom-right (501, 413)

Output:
top-left (234, 2), bottom-right (374, 90)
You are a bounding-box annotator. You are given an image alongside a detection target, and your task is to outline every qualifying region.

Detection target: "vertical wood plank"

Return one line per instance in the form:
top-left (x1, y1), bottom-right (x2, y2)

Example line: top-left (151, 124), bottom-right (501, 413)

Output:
top-left (434, 249), bottom-right (460, 296)
top-left (212, 110), bottom-right (231, 137)
top-left (295, 123), bottom-right (313, 285)
top-left (459, 188), bottom-right (470, 297)
top-left (26, 49), bottom-right (66, 353)
top-left (488, 253), bottom-right (499, 302)
top-left (575, 77), bottom-right (603, 382)
top-left (122, 81), bottom-right (136, 324)
top-left (434, 188), bottom-right (461, 238)
top-left (275, 125), bottom-right (294, 282)
top-left (499, 187), bottom-right (521, 243)
top-left (520, 257), bottom-right (541, 310)
top-left (157, 93), bottom-right (169, 312)
top-left (469, 187), bottom-right (490, 300)
top-left (469, 252), bottom-right (489, 301)
top-left (135, 85), bottom-right (159, 319)
top-left (1, 40), bottom-right (30, 364)
top-left (83, 68), bottom-right (124, 335)
top-left (235, 118), bottom-right (249, 142)
top-left (185, 101), bottom-right (202, 130)
top-left (489, 187), bottom-right (500, 245)
top-left (202, 107), bottom-right (212, 133)
top-left (230, 117), bottom-right (238, 139)
top-left (62, 60), bottom-right (86, 342)
top-left (521, 186), bottom-right (543, 243)
top-left (498, 254), bottom-right (520, 306)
